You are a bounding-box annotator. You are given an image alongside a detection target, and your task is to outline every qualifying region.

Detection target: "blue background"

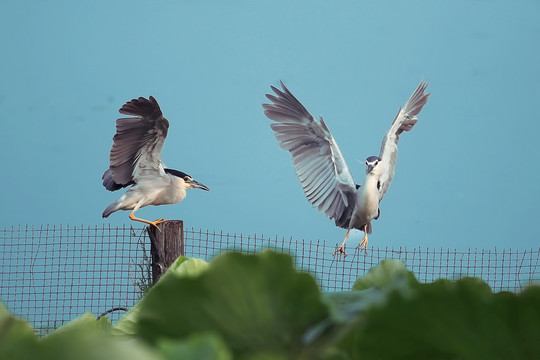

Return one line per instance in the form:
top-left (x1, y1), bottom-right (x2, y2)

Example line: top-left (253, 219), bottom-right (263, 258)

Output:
top-left (1, 1), bottom-right (539, 250)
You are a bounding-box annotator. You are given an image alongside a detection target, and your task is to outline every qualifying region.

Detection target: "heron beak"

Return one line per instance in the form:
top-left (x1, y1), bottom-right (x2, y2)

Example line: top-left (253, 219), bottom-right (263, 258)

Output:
top-left (190, 180), bottom-right (210, 191)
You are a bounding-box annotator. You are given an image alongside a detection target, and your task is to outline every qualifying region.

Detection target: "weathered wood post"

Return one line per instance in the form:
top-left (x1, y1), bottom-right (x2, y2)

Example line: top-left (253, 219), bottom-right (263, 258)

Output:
top-left (146, 220), bottom-right (184, 284)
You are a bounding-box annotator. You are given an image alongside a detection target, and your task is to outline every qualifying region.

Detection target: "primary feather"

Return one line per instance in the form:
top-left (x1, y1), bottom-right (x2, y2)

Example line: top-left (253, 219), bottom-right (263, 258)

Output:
top-left (263, 81), bottom-right (358, 229)
top-left (377, 82), bottom-right (430, 201)
top-left (102, 96), bottom-right (169, 191)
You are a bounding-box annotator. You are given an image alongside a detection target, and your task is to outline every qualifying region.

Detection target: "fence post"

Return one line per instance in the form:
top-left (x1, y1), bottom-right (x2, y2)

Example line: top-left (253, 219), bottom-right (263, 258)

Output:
top-left (147, 220), bottom-right (184, 284)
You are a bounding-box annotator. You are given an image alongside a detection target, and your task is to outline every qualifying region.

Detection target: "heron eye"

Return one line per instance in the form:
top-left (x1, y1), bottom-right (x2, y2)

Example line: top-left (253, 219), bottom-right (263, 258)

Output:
top-left (184, 176), bottom-right (191, 182)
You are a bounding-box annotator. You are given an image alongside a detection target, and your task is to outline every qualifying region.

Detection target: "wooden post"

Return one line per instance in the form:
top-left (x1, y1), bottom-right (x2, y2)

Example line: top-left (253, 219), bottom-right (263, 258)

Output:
top-left (147, 220), bottom-right (184, 284)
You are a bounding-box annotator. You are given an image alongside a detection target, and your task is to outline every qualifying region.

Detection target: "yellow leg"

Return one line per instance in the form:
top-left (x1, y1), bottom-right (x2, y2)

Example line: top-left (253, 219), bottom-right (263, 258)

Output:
top-left (129, 211), bottom-right (170, 231)
top-left (333, 230), bottom-right (350, 259)
top-left (357, 224), bottom-right (368, 254)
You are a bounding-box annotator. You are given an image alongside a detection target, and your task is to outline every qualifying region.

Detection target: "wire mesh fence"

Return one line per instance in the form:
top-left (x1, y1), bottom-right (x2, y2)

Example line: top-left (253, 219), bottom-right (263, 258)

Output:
top-left (1, 224), bottom-right (539, 335)
top-left (185, 228), bottom-right (540, 293)
top-left (0, 224), bottom-right (150, 335)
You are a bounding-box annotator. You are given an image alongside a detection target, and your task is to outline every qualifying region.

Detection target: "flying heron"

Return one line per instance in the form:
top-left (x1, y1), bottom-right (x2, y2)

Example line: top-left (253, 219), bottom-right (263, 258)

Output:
top-left (263, 81), bottom-right (429, 256)
top-left (102, 96), bottom-right (209, 229)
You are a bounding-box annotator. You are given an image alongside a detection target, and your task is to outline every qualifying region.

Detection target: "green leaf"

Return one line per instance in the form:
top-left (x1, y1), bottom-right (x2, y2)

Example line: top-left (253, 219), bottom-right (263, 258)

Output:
top-left (242, 353), bottom-right (289, 360)
top-left (0, 303), bottom-right (39, 360)
top-left (40, 313), bottom-right (159, 360)
top-left (42, 313), bottom-right (103, 339)
top-left (135, 251), bottom-right (331, 359)
top-left (166, 256), bottom-right (209, 276)
top-left (352, 259), bottom-right (419, 291)
top-left (338, 276), bottom-right (540, 360)
top-left (112, 256), bottom-right (209, 337)
top-left (97, 314), bottom-right (113, 332)
top-left (317, 260), bottom-right (420, 327)
top-left (158, 333), bottom-right (232, 360)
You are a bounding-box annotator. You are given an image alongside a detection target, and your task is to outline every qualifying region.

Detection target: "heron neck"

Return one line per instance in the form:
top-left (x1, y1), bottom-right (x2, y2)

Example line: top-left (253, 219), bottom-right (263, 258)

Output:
top-left (355, 172), bottom-right (380, 221)
top-left (362, 172), bottom-right (379, 189)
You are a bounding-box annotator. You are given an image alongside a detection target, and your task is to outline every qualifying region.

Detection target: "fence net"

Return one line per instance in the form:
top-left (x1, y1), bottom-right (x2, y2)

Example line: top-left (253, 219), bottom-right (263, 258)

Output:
top-left (185, 228), bottom-right (540, 293)
top-left (1, 224), bottom-right (539, 335)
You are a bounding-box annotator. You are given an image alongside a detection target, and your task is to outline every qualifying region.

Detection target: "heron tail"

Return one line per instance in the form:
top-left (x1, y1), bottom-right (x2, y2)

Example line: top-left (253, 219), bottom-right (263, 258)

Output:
top-left (102, 201), bottom-right (120, 218)
top-left (366, 222), bottom-right (373, 235)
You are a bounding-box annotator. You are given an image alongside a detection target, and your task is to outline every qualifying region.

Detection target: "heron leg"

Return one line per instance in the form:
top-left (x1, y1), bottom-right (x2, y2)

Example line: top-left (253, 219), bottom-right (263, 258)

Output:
top-left (128, 211), bottom-right (169, 231)
top-left (332, 230), bottom-right (350, 259)
top-left (357, 225), bottom-right (369, 254)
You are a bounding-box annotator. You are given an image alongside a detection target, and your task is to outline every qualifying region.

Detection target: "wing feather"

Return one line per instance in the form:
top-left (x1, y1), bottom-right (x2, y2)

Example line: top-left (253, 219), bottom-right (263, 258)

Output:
top-left (305, 167), bottom-right (334, 196)
top-left (309, 177), bottom-right (336, 205)
top-left (263, 81), bottom-right (357, 228)
top-left (102, 96), bottom-right (169, 191)
top-left (377, 82), bottom-right (430, 201)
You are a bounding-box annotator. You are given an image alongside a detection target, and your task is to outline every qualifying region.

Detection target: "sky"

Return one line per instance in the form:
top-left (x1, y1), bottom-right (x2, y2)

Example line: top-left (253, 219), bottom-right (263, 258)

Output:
top-left (1, 0), bottom-right (539, 251)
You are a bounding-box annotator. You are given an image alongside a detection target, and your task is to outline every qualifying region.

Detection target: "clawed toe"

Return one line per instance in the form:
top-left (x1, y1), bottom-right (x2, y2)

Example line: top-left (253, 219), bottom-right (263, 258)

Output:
top-left (332, 246), bottom-right (348, 260)
top-left (357, 238), bottom-right (368, 254)
top-left (149, 218), bottom-right (170, 232)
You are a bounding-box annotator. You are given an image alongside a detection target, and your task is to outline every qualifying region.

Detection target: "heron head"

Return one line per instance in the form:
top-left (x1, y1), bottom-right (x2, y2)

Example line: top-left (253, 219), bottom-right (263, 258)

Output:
top-left (365, 156), bottom-right (381, 174)
top-left (165, 168), bottom-right (210, 191)
top-left (184, 176), bottom-right (210, 191)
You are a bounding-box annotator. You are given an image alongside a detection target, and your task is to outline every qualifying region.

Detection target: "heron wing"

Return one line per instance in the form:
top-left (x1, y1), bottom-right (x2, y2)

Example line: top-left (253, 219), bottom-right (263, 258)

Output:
top-left (377, 82), bottom-right (430, 201)
top-left (263, 81), bottom-right (357, 228)
top-left (102, 96), bottom-right (169, 191)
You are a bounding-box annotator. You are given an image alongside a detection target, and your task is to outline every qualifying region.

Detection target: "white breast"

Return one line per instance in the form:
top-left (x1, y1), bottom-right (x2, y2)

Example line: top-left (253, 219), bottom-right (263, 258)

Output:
top-left (351, 173), bottom-right (380, 228)
top-left (135, 173), bottom-right (187, 206)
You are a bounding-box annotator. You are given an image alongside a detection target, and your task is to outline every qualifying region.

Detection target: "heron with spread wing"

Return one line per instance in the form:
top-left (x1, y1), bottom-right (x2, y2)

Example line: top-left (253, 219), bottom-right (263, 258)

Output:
top-left (102, 96), bottom-right (209, 229)
top-left (263, 82), bottom-right (429, 256)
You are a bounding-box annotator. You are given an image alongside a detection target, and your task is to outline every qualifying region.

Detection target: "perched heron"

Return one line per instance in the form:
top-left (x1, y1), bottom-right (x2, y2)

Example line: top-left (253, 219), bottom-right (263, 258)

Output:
top-left (263, 82), bottom-right (429, 256)
top-left (101, 96), bottom-right (209, 229)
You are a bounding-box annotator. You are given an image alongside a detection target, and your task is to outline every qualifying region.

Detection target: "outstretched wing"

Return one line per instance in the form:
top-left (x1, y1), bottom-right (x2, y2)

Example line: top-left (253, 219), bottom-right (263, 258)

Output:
top-left (377, 82), bottom-right (430, 201)
top-left (263, 81), bottom-right (357, 228)
top-left (102, 96), bottom-right (169, 191)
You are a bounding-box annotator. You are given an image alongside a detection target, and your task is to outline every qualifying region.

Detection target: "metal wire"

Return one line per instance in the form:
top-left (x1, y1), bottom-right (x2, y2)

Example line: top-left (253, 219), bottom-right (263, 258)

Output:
top-left (0, 224), bottom-right (150, 335)
top-left (1, 224), bottom-right (539, 335)
top-left (184, 228), bottom-right (540, 292)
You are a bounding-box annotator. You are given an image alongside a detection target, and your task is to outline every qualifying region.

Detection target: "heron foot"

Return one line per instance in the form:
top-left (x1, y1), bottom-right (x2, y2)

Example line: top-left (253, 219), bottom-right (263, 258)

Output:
top-left (333, 230), bottom-right (351, 260)
top-left (357, 235), bottom-right (368, 255)
top-left (129, 211), bottom-right (170, 232)
top-left (332, 246), bottom-right (348, 260)
top-left (149, 218), bottom-right (170, 232)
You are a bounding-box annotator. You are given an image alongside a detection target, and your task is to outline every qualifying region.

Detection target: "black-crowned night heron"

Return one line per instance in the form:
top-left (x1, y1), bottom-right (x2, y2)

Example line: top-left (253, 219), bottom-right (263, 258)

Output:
top-left (102, 96), bottom-right (209, 229)
top-left (263, 82), bottom-right (429, 257)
